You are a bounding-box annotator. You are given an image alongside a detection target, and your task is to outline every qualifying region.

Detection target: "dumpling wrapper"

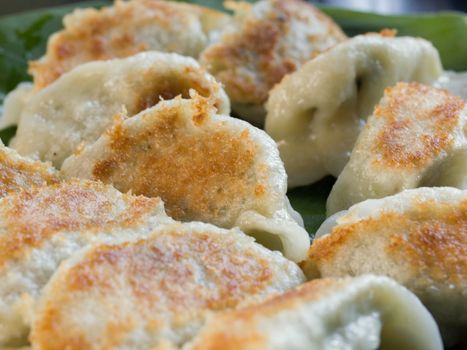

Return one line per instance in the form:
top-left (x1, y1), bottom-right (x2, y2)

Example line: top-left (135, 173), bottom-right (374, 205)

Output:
top-left (0, 179), bottom-right (173, 347)
top-left (303, 187), bottom-right (466, 345)
top-left (265, 34), bottom-right (443, 187)
top-left (200, 0), bottom-right (346, 125)
top-left (327, 82), bottom-right (466, 215)
top-left (434, 71), bottom-right (467, 100)
top-left (12, 51), bottom-right (229, 168)
top-left (61, 94), bottom-right (309, 262)
top-left (0, 143), bottom-right (58, 198)
top-left (0, 82), bottom-right (33, 130)
top-left (30, 222), bottom-right (305, 350)
top-left (186, 275), bottom-right (442, 350)
top-left (29, 0), bottom-right (230, 89)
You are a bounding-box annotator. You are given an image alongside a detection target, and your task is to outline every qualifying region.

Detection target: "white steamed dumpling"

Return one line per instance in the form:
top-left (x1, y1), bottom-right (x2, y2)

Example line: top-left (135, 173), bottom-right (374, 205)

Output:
top-left (265, 33), bottom-right (442, 187)
top-left (327, 82), bottom-right (466, 215)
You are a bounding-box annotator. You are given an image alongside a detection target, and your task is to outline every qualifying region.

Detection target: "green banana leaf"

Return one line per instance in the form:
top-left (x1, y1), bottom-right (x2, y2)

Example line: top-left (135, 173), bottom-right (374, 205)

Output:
top-left (0, 0), bottom-right (465, 235)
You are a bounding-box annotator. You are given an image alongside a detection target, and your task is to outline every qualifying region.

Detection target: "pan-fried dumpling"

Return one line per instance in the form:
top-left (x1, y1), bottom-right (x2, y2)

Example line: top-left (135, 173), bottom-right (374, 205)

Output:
top-left (0, 143), bottom-right (58, 198)
top-left (434, 71), bottom-right (467, 100)
top-left (327, 83), bottom-right (466, 215)
top-left (303, 187), bottom-right (466, 345)
top-left (30, 222), bottom-right (305, 350)
top-left (0, 82), bottom-right (33, 130)
top-left (0, 180), bottom-right (172, 347)
top-left (200, 0), bottom-right (346, 125)
top-left (265, 34), bottom-right (443, 187)
top-left (12, 52), bottom-right (229, 168)
top-left (61, 94), bottom-right (309, 262)
top-left (187, 275), bottom-right (442, 350)
top-left (29, 0), bottom-right (230, 89)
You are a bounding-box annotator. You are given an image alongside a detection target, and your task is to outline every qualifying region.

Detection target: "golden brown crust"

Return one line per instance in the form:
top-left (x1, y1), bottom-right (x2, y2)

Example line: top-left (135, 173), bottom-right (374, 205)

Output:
top-left (308, 199), bottom-right (467, 284)
top-left (0, 147), bottom-right (59, 198)
top-left (32, 227), bottom-right (279, 349)
top-left (29, 0), bottom-right (226, 89)
top-left (0, 180), bottom-right (161, 268)
top-left (201, 0), bottom-right (346, 105)
top-left (372, 83), bottom-right (465, 169)
top-left (90, 96), bottom-right (264, 225)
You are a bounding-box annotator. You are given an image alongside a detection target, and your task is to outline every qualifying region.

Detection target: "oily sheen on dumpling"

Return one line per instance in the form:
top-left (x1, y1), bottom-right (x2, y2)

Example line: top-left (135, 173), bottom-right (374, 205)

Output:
top-left (29, 0), bottom-right (230, 89)
top-left (0, 180), bottom-right (172, 347)
top-left (12, 52), bottom-right (229, 167)
top-left (0, 143), bottom-right (58, 198)
top-left (61, 94), bottom-right (309, 262)
top-left (200, 0), bottom-right (346, 125)
top-left (30, 222), bottom-right (305, 350)
top-left (327, 82), bottom-right (466, 215)
top-left (187, 275), bottom-right (442, 350)
top-left (303, 187), bottom-right (466, 345)
top-left (265, 34), bottom-right (442, 187)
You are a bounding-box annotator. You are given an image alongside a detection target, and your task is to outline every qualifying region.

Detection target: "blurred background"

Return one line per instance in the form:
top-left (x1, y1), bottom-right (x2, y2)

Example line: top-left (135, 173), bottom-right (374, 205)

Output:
top-left (0, 0), bottom-right (466, 16)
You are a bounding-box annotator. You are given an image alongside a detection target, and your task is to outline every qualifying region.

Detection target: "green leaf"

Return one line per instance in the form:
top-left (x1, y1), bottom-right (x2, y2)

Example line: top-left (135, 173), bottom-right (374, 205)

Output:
top-left (288, 177), bottom-right (335, 237)
top-left (0, 0), bottom-right (465, 238)
top-left (320, 7), bottom-right (467, 71)
top-left (0, 1), bottom-right (108, 103)
top-left (0, 125), bottom-right (17, 145)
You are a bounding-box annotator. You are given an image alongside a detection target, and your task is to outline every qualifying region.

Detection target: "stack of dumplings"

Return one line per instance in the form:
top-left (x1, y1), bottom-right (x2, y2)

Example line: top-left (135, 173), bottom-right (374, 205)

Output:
top-left (0, 0), bottom-right (465, 348)
top-left (12, 52), bottom-right (230, 167)
top-left (265, 33), bottom-right (443, 187)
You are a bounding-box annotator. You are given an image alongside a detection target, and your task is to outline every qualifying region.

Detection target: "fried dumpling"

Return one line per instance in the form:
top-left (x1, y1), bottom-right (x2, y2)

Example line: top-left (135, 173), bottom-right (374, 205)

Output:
top-left (187, 275), bottom-right (442, 350)
top-left (265, 34), bottom-right (443, 187)
top-left (12, 52), bottom-right (229, 168)
top-left (0, 143), bottom-right (58, 198)
top-left (61, 94), bottom-right (309, 262)
top-left (303, 187), bottom-right (466, 345)
top-left (29, 0), bottom-right (230, 89)
top-left (327, 83), bottom-right (466, 215)
top-left (0, 82), bottom-right (33, 130)
top-left (30, 222), bottom-right (305, 350)
top-left (200, 0), bottom-right (346, 125)
top-left (434, 71), bottom-right (467, 100)
top-left (0, 179), bottom-right (172, 347)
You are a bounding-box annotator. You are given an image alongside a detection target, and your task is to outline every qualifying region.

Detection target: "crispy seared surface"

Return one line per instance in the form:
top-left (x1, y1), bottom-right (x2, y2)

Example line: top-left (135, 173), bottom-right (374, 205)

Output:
top-left (372, 83), bottom-right (464, 169)
top-left (0, 180), bottom-right (161, 268)
top-left (31, 223), bottom-right (304, 349)
top-left (200, 0), bottom-right (346, 106)
top-left (14, 52), bottom-right (230, 168)
top-left (0, 146), bottom-right (58, 198)
top-left (326, 82), bottom-right (466, 214)
top-left (29, 0), bottom-right (229, 89)
top-left (305, 188), bottom-right (467, 344)
top-left (62, 96), bottom-right (281, 228)
top-left (310, 199), bottom-right (467, 285)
